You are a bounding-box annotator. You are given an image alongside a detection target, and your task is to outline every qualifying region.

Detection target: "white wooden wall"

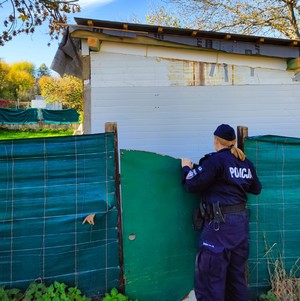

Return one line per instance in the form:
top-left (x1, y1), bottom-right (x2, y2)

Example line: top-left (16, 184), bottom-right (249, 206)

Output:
top-left (86, 42), bottom-right (300, 161)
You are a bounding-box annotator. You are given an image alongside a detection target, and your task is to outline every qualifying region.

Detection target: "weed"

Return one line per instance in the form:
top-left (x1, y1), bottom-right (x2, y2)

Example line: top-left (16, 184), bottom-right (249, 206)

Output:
top-left (102, 288), bottom-right (137, 301)
top-left (261, 237), bottom-right (300, 301)
top-left (259, 290), bottom-right (279, 301)
top-left (0, 280), bottom-right (91, 301)
top-left (0, 286), bottom-right (23, 301)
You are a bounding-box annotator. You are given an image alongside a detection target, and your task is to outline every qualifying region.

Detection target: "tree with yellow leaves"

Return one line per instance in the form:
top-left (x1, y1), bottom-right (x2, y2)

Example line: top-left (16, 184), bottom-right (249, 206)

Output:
top-left (39, 74), bottom-right (83, 113)
top-left (1, 61), bottom-right (35, 106)
top-left (0, 60), bottom-right (10, 100)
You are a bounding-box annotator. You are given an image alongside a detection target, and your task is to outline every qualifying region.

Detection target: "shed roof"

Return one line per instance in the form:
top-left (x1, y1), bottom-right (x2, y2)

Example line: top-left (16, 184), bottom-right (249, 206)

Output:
top-left (74, 17), bottom-right (299, 48)
top-left (51, 18), bottom-right (300, 77)
top-left (70, 18), bottom-right (300, 60)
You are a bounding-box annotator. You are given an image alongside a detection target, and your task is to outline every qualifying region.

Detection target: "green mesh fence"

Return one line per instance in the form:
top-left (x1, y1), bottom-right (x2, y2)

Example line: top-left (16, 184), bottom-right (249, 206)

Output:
top-left (245, 135), bottom-right (300, 299)
top-left (1, 133), bottom-right (298, 300)
top-left (0, 108), bottom-right (39, 124)
top-left (0, 108), bottom-right (79, 124)
top-left (0, 133), bottom-right (120, 297)
top-left (41, 109), bottom-right (79, 124)
top-left (120, 135), bottom-right (300, 300)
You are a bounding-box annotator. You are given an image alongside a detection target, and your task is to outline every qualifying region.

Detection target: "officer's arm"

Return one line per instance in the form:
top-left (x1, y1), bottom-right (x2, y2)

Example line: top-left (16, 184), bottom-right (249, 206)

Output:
top-left (248, 161), bottom-right (262, 195)
top-left (182, 159), bottom-right (217, 193)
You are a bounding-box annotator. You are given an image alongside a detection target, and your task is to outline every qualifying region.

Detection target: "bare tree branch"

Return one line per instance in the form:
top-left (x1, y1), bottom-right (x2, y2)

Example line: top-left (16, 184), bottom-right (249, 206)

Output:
top-left (149, 0), bottom-right (300, 39)
top-left (1, 0), bottom-right (81, 46)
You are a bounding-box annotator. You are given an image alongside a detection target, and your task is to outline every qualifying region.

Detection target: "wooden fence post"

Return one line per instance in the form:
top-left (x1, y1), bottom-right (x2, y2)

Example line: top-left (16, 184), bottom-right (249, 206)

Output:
top-left (105, 122), bottom-right (124, 293)
top-left (237, 126), bottom-right (248, 152)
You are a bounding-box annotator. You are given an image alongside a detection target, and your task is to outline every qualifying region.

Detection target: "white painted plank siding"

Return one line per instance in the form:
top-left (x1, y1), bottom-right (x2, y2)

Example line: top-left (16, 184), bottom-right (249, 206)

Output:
top-left (90, 85), bottom-right (300, 161)
top-left (88, 48), bottom-right (300, 161)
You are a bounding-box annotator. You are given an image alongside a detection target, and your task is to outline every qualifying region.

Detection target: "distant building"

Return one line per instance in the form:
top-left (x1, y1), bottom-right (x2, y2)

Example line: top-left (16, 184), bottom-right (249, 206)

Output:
top-left (31, 95), bottom-right (62, 110)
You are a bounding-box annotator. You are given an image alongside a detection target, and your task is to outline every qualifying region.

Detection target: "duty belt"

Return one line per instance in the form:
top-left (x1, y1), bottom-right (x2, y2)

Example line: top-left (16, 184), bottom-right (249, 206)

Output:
top-left (193, 202), bottom-right (247, 232)
top-left (204, 202), bottom-right (246, 217)
top-left (211, 202), bottom-right (246, 231)
top-left (219, 203), bottom-right (246, 214)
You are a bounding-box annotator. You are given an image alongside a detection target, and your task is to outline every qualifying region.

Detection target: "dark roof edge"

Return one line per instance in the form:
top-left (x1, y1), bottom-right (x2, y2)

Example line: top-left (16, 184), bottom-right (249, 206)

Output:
top-left (74, 17), bottom-right (299, 47)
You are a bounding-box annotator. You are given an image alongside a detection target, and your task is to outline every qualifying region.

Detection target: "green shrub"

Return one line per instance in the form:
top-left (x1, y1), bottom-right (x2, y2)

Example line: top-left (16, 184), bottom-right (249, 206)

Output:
top-left (0, 286), bottom-right (23, 301)
top-left (102, 288), bottom-right (137, 301)
top-left (0, 281), bottom-right (91, 301)
top-left (259, 290), bottom-right (279, 301)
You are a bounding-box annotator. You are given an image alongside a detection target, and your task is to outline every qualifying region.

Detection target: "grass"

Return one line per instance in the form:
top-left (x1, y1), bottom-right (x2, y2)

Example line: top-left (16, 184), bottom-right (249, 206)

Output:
top-left (0, 129), bottom-right (74, 140)
top-left (269, 257), bottom-right (300, 301)
top-left (261, 238), bottom-right (300, 301)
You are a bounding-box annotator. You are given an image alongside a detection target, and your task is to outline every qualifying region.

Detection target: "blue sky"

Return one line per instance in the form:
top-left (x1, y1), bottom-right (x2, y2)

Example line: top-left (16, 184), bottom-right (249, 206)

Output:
top-left (0, 0), bottom-right (156, 70)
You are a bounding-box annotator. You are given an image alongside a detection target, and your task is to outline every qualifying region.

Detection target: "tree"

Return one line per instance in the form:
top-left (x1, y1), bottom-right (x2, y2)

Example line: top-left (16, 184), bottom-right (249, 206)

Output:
top-left (39, 74), bottom-right (83, 112)
top-left (0, 0), bottom-right (80, 46)
top-left (0, 61), bottom-right (53, 107)
top-left (0, 61), bottom-right (9, 98)
top-left (6, 66), bottom-right (35, 105)
top-left (147, 0), bottom-right (300, 39)
top-left (37, 64), bottom-right (51, 78)
top-left (10, 61), bottom-right (35, 77)
top-left (146, 6), bottom-right (182, 28)
top-left (0, 61), bottom-right (35, 105)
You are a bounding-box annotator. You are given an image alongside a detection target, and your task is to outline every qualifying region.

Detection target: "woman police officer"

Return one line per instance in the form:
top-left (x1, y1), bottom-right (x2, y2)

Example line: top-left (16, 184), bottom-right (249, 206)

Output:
top-left (181, 124), bottom-right (262, 301)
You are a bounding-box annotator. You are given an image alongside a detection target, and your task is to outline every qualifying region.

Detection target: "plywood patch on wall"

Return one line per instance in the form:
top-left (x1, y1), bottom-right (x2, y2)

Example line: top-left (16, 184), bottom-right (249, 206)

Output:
top-left (161, 57), bottom-right (297, 86)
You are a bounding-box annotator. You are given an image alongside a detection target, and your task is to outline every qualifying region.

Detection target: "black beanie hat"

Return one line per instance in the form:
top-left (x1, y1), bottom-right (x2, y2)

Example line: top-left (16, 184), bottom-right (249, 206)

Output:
top-left (214, 124), bottom-right (236, 141)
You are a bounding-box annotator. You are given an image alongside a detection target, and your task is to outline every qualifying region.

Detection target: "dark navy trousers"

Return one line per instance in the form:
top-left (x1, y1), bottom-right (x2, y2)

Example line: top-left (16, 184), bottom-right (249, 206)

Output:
top-left (194, 211), bottom-right (249, 301)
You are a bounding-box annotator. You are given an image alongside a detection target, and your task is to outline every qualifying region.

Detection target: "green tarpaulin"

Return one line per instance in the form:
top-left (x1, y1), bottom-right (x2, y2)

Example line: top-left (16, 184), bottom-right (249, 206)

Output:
top-left (245, 135), bottom-right (300, 299)
top-left (120, 135), bottom-right (300, 300)
top-left (41, 109), bottom-right (79, 124)
top-left (121, 150), bottom-right (199, 301)
top-left (0, 108), bottom-right (79, 124)
top-left (1, 133), bottom-right (299, 300)
top-left (0, 134), bottom-right (120, 297)
top-left (0, 108), bottom-right (39, 124)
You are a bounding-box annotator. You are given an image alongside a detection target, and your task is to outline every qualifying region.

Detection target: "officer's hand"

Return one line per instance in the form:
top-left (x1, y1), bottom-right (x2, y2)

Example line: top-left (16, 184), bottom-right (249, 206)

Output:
top-left (181, 158), bottom-right (193, 168)
top-left (82, 214), bottom-right (96, 225)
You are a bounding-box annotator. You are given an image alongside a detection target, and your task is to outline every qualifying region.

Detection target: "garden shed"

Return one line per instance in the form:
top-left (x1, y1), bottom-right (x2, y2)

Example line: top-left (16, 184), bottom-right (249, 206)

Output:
top-left (52, 18), bottom-right (300, 160)
top-left (48, 19), bottom-right (300, 300)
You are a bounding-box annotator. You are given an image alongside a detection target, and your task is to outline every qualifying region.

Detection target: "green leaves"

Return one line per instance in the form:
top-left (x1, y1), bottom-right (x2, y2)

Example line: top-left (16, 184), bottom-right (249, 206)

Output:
top-left (38, 74), bottom-right (83, 112)
top-left (0, 281), bottom-right (91, 301)
top-left (259, 290), bottom-right (279, 301)
top-left (23, 282), bottom-right (47, 301)
top-left (0, 286), bottom-right (22, 301)
top-left (102, 288), bottom-right (138, 301)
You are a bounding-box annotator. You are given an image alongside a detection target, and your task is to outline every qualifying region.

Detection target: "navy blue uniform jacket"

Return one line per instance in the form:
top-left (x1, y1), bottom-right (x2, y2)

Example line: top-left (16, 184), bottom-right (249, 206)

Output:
top-left (182, 148), bottom-right (262, 206)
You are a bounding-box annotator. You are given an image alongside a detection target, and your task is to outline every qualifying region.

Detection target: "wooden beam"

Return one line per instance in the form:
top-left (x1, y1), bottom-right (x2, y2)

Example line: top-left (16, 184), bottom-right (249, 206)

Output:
top-left (287, 57), bottom-right (300, 71)
top-left (71, 30), bottom-right (220, 53)
top-left (105, 122), bottom-right (124, 293)
top-left (87, 20), bottom-right (94, 26)
top-left (157, 27), bottom-right (163, 33)
top-left (237, 126), bottom-right (248, 152)
top-left (87, 37), bottom-right (101, 52)
top-left (290, 40), bottom-right (298, 46)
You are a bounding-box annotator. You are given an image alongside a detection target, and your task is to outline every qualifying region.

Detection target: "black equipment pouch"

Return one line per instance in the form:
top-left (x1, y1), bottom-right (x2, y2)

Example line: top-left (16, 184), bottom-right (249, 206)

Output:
top-left (192, 202), bottom-right (206, 231)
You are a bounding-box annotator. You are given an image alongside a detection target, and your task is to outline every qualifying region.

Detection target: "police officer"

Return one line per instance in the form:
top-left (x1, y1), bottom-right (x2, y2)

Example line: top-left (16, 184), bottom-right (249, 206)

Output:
top-left (181, 124), bottom-right (262, 301)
